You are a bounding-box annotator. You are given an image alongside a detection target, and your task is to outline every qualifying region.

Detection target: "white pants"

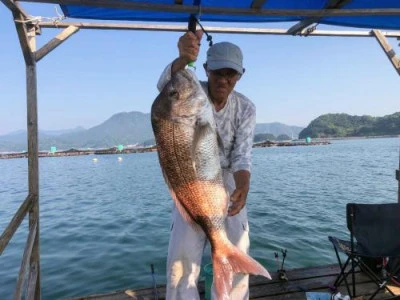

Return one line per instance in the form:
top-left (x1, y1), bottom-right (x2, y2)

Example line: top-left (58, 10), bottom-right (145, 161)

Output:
top-left (166, 171), bottom-right (250, 300)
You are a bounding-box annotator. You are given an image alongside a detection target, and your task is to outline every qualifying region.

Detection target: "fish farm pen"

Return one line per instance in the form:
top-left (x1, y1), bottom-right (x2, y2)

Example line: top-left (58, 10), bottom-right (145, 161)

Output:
top-left (1, 0), bottom-right (400, 299)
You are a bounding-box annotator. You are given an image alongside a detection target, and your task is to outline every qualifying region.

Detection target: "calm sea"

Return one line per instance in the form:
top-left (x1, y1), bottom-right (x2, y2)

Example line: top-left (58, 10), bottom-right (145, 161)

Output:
top-left (1, 138), bottom-right (399, 299)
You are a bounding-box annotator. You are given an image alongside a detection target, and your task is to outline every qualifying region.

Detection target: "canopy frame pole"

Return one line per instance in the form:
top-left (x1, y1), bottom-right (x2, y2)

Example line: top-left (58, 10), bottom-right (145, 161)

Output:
top-left (35, 22), bottom-right (400, 38)
top-left (372, 29), bottom-right (400, 75)
top-left (32, 21), bottom-right (400, 76)
top-left (15, 0), bottom-right (400, 17)
top-left (34, 21), bottom-right (400, 38)
top-left (250, 0), bottom-right (267, 9)
top-left (22, 20), bottom-right (41, 299)
top-left (12, 11), bottom-right (35, 65)
top-left (35, 25), bottom-right (80, 62)
top-left (0, 0), bottom-right (29, 19)
top-left (287, 0), bottom-right (353, 35)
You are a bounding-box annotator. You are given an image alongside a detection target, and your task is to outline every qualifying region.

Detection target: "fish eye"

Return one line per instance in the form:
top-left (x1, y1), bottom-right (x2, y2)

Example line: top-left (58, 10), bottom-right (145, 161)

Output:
top-left (169, 90), bottom-right (179, 99)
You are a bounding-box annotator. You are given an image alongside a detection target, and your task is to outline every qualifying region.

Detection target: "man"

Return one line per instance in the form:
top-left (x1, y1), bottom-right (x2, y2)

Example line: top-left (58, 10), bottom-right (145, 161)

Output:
top-left (157, 30), bottom-right (256, 300)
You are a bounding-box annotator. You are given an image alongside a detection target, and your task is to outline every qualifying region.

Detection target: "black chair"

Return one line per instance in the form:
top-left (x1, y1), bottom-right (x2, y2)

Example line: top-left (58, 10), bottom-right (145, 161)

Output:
top-left (329, 202), bottom-right (400, 299)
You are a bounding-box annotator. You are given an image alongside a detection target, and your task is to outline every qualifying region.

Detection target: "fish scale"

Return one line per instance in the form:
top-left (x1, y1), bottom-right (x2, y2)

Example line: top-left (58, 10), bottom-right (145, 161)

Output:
top-left (156, 120), bottom-right (197, 187)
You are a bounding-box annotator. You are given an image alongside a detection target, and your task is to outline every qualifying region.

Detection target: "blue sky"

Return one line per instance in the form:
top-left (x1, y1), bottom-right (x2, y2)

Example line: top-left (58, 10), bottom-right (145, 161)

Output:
top-left (1, 3), bottom-right (399, 135)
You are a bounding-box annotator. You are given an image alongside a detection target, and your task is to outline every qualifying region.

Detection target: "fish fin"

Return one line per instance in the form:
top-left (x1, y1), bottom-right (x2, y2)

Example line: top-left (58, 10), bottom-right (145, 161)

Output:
top-left (212, 244), bottom-right (271, 299)
top-left (160, 167), bottom-right (201, 229)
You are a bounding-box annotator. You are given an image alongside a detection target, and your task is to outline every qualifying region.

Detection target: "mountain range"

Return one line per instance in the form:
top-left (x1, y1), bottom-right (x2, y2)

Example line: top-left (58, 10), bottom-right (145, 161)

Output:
top-left (0, 111), bottom-right (303, 152)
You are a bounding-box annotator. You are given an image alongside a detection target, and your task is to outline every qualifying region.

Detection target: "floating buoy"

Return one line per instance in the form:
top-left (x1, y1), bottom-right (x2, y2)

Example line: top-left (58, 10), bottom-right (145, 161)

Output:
top-left (118, 157), bottom-right (123, 162)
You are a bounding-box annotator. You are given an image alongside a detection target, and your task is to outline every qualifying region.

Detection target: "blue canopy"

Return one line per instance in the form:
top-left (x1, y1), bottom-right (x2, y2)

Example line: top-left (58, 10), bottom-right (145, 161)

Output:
top-left (60, 0), bottom-right (400, 30)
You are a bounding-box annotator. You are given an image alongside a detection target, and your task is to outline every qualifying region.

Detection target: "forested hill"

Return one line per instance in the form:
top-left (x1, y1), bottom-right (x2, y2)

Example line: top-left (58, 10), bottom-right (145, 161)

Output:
top-left (299, 112), bottom-right (400, 139)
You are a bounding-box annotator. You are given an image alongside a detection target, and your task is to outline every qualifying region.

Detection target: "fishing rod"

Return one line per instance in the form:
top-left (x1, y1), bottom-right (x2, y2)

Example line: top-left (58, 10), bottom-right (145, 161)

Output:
top-left (279, 249), bottom-right (288, 281)
top-left (150, 264), bottom-right (159, 300)
top-left (274, 249), bottom-right (288, 281)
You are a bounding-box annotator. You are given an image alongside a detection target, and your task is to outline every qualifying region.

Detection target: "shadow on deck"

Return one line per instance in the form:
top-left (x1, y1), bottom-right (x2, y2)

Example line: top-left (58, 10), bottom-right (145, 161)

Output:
top-left (66, 264), bottom-right (400, 300)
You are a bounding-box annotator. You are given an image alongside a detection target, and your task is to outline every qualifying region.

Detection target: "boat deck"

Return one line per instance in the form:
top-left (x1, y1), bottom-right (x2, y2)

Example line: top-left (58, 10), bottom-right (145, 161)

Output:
top-left (67, 264), bottom-right (400, 300)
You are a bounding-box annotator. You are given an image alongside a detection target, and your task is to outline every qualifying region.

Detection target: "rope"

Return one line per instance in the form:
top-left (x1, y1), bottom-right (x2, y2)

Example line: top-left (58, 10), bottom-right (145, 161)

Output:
top-left (194, 17), bottom-right (213, 47)
top-left (302, 23), bottom-right (319, 37)
top-left (14, 6), bottom-right (65, 26)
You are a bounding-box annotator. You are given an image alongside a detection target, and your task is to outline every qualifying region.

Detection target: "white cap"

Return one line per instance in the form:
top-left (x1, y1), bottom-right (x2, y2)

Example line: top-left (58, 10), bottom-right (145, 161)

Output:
top-left (206, 42), bottom-right (244, 74)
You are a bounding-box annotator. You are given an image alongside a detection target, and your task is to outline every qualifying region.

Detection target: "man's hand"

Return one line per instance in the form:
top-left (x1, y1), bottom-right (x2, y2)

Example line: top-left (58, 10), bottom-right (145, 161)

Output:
top-left (228, 170), bottom-right (250, 217)
top-left (172, 30), bottom-right (203, 73)
top-left (228, 186), bottom-right (249, 216)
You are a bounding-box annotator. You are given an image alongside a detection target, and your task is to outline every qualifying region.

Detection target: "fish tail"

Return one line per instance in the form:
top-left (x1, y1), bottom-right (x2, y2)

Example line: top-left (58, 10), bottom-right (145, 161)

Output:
top-left (212, 245), bottom-right (271, 299)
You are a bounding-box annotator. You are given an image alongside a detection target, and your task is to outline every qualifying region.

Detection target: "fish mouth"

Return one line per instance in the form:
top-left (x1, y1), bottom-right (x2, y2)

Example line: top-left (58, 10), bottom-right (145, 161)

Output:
top-left (178, 69), bottom-right (203, 92)
top-left (175, 68), bottom-right (196, 83)
top-left (160, 68), bottom-right (208, 124)
top-left (176, 69), bottom-right (208, 106)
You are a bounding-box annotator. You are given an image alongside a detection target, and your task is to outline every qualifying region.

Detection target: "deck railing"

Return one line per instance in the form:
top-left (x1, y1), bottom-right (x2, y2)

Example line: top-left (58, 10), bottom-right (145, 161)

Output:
top-left (0, 194), bottom-right (40, 299)
top-left (0, 17), bottom-right (40, 299)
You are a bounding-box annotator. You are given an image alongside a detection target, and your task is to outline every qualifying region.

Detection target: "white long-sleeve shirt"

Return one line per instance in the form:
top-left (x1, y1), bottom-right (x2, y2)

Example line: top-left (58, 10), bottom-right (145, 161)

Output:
top-left (157, 64), bottom-right (256, 173)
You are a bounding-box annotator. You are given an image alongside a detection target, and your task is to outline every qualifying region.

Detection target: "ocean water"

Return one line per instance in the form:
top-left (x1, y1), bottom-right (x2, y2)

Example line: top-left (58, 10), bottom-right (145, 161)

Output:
top-left (1, 137), bottom-right (399, 299)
